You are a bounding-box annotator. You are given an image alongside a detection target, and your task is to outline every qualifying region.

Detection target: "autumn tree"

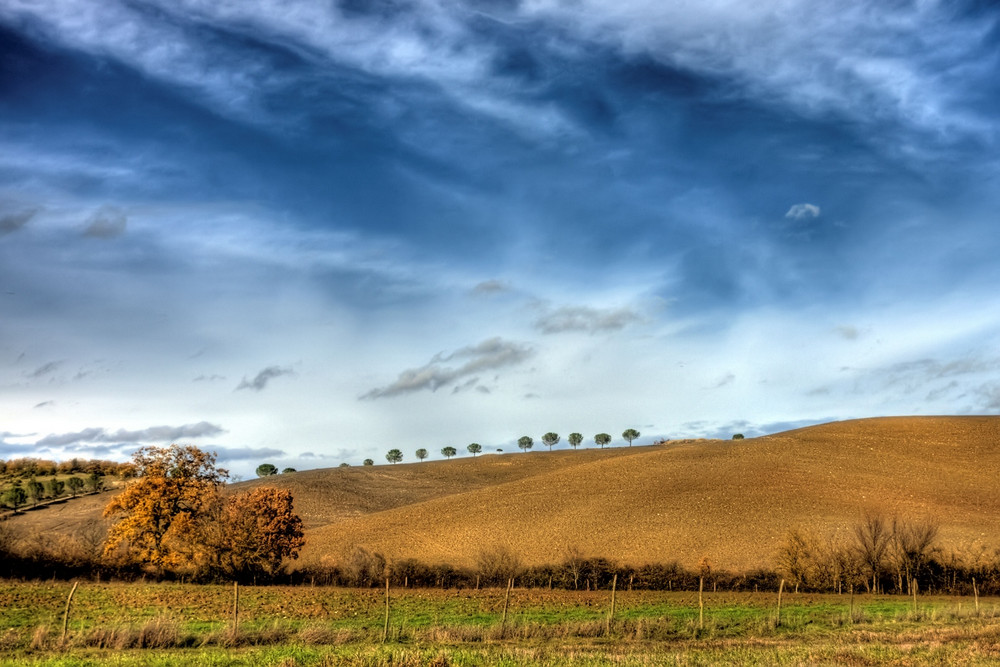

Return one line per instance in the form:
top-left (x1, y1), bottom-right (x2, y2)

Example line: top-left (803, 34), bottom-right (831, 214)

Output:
top-left (568, 433), bottom-right (583, 449)
top-left (622, 429), bottom-right (640, 446)
top-left (386, 449), bottom-right (403, 464)
top-left (256, 463), bottom-right (278, 477)
top-left (594, 433), bottom-right (611, 448)
top-left (441, 446), bottom-right (457, 459)
top-left (415, 448), bottom-right (428, 462)
top-left (67, 476), bottom-right (85, 497)
top-left (517, 436), bottom-right (533, 453)
top-left (467, 443), bottom-right (482, 457)
top-left (208, 487), bottom-right (305, 581)
top-left (542, 432), bottom-right (560, 450)
top-left (103, 445), bottom-right (227, 572)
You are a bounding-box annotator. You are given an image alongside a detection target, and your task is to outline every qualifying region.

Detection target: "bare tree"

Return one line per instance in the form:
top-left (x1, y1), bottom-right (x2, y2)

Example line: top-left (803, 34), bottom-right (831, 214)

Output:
top-left (778, 529), bottom-right (816, 592)
top-left (891, 517), bottom-right (939, 593)
top-left (563, 545), bottom-right (586, 590)
top-left (476, 545), bottom-right (523, 587)
top-left (853, 512), bottom-right (892, 593)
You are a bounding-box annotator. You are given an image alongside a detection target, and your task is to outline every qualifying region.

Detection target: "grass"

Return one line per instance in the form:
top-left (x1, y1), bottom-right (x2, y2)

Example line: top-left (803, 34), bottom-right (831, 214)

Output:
top-left (2, 582), bottom-right (1000, 665)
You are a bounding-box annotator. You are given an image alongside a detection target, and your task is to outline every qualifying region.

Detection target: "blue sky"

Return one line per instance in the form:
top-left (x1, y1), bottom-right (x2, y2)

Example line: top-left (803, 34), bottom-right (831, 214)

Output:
top-left (2, 0), bottom-right (999, 476)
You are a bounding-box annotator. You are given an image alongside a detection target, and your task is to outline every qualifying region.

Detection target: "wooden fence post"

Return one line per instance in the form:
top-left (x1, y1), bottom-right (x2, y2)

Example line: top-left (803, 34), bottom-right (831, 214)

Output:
top-left (232, 581), bottom-right (239, 639)
top-left (382, 577), bottom-right (390, 642)
top-left (698, 576), bottom-right (704, 631)
top-left (776, 579), bottom-right (785, 628)
top-left (912, 578), bottom-right (918, 614)
top-left (501, 578), bottom-right (513, 630)
top-left (61, 581), bottom-right (79, 645)
top-left (606, 574), bottom-right (618, 634)
top-left (849, 583), bottom-right (855, 623)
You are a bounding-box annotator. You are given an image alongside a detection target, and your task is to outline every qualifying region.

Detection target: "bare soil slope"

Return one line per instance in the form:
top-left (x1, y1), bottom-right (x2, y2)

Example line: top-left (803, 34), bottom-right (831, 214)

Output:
top-left (301, 416), bottom-right (1000, 570)
top-left (7, 417), bottom-right (1000, 571)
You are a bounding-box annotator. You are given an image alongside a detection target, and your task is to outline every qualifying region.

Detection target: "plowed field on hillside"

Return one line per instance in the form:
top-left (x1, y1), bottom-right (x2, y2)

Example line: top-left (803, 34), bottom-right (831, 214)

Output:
top-left (300, 417), bottom-right (1000, 570)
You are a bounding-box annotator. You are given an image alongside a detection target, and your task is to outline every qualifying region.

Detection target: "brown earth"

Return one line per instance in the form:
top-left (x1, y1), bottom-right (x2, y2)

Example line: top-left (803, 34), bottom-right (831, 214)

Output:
top-left (7, 416), bottom-right (1000, 572)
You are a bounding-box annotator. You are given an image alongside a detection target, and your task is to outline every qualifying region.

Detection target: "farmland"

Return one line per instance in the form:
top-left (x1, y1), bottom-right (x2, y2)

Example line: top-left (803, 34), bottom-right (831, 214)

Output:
top-left (7, 416), bottom-right (1000, 576)
top-left (2, 582), bottom-right (1000, 665)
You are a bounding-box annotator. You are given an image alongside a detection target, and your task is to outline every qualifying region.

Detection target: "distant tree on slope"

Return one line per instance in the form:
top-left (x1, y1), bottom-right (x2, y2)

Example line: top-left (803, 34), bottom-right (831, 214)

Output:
top-left (386, 449), bottom-right (403, 465)
top-left (26, 478), bottom-right (44, 506)
top-left (3, 484), bottom-right (26, 513)
top-left (441, 446), bottom-right (457, 459)
top-left (542, 432), bottom-right (560, 451)
top-left (256, 463), bottom-right (278, 478)
top-left (517, 436), bottom-right (534, 453)
top-left (467, 443), bottom-right (482, 457)
top-left (568, 433), bottom-right (583, 449)
top-left (415, 448), bottom-right (428, 462)
top-left (67, 476), bottom-right (85, 497)
top-left (622, 429), bottom-right (640, 446)
top-left (594, 433), bottom-right (611, 449)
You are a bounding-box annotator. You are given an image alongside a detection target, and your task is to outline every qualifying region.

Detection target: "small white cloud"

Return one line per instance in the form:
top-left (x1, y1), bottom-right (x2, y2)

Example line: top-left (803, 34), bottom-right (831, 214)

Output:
top-left (785, 203), bottom-right (821, 220)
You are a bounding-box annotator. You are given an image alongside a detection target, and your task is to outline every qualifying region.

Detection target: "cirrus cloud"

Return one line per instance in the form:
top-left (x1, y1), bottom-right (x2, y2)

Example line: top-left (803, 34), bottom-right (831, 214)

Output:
top-left (361, 337), bottom-right (533, 399)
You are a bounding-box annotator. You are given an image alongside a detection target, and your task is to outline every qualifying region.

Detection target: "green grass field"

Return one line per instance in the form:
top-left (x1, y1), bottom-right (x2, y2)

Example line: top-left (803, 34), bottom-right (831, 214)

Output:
top-left (2, 582), bottom-right (999, 665)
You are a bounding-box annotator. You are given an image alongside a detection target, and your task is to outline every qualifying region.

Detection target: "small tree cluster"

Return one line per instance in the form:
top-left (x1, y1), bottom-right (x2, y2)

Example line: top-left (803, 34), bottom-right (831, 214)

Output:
top-left (777, 512), bottom-right (942, 594)
top-left (0, 457), bottom-right (131, 479)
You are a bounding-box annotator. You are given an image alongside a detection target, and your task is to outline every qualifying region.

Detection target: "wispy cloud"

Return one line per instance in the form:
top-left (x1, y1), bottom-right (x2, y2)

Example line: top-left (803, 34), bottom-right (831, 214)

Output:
top-left (235, 366), bottom-right (295, 392)
top-left (534, 305), bottom-right (641, 334)
top-left (35, 421), bottom-right (225, 447)
top-left (193, 374), bottom-right (226, 382)
top-left (211, 445), bottom-right (285, 461)
top-left (0, 207), bottom-right (38, 235)
top-left (83, 205), bottom-right (127, 238)
top-left (522, 0), bottom-right (996, 140)
top-left (471, 280), bottom-right (509, 296)
top-left (361, 337), bottom-right (532, 399)
top-left (28, 361), bottom-right (63, 379)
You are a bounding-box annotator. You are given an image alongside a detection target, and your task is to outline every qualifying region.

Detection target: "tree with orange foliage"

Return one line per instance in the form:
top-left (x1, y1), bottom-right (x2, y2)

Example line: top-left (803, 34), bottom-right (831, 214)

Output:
top-left (103, 445), bottom-right (227, 572)
top-left (212, 487), bottom-right (305, 581)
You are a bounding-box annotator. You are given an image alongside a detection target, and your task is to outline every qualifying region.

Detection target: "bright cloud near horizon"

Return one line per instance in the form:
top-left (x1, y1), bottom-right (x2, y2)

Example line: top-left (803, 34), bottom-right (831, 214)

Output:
top-left (2, 1), bottom-right (1000, 476)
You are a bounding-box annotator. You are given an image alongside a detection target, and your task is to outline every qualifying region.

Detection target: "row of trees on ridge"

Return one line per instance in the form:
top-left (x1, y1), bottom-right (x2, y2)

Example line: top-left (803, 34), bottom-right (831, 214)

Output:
top-left (2, 473), bottom-right (102, 512)
top-left (379, 430), bottom-right (642, 465)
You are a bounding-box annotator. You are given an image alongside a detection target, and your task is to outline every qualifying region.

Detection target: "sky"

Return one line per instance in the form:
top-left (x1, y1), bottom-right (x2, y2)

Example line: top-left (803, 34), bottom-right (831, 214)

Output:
top-left (2, 0), bottom-right (1000, 477)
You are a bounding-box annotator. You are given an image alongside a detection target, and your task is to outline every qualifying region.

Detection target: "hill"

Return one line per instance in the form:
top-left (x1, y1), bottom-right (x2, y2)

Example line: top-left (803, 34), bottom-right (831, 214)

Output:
top-left (7, 417), bottom-right (1000, 572)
